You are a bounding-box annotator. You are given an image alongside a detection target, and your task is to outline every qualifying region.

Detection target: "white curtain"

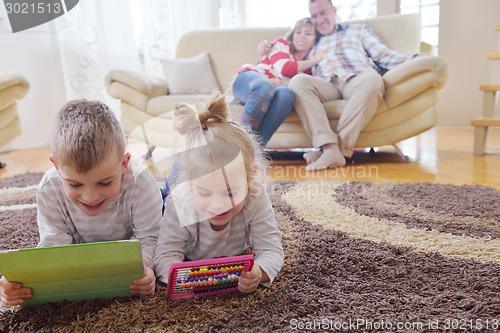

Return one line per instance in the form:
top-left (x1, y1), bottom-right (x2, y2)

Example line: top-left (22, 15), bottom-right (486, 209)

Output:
top-left (0, 5), bottom-right (8, 32)
top-left (142, 0), bottom-right (220, 79)
top-left (53, 0), bottom-right (247, 117)
top-left (55, 0), bottom-right (141, 118)
top-left (220, 0), bottom-right (246, 28)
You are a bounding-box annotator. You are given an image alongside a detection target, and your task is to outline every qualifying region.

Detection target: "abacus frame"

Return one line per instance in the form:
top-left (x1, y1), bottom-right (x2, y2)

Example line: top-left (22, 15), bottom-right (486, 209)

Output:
top-left (166, 254), bottom-right (254, 300)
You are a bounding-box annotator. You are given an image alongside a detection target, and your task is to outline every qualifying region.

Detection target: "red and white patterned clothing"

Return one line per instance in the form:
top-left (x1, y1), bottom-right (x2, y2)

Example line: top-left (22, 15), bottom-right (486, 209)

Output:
top-left (237, 38), bottom-right (311, 86)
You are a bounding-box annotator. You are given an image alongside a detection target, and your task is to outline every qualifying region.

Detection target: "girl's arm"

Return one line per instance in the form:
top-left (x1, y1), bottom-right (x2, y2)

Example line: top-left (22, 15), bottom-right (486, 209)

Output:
top-left (243, 186), bottom-right (285, 288)
top-left (153, 197), bottom-right (191, 284)
top-left (239, 262), bottom-right (270, 293)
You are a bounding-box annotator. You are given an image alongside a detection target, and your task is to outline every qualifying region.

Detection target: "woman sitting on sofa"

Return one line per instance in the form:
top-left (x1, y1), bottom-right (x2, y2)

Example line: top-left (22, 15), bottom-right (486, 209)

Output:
top-left (233, 18), bottom-right (325, 147)
top-left (161, 19), bottom-right (324, 208)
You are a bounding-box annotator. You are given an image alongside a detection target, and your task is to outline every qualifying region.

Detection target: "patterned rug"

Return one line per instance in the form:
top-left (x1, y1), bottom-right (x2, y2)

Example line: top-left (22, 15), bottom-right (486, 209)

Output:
top-left (1, 173), bottom-right (500, 332)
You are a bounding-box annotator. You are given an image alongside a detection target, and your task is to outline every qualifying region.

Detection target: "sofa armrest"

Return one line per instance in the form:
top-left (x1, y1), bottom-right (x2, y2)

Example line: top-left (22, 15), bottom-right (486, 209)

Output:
top-left (420, 42), bottom-right (437, 55)
top-left (383, 55), bottom-right (451, 109)
top-left (105, 70), bottom-right (169, 112)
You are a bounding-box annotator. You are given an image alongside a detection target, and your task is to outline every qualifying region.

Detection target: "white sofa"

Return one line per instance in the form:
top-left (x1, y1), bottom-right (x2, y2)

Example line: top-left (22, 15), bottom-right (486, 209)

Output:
top-left (105, 13), bottom-right (451, 152)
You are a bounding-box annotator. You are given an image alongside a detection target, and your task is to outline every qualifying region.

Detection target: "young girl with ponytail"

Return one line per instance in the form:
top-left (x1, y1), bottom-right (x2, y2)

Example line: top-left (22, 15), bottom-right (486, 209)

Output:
top-left (154, 91), bottom-right (284, 293)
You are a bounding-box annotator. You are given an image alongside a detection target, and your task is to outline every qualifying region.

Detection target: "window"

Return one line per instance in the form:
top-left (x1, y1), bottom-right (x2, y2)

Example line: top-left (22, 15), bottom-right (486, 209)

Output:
top-left (336, 0), bottom-right (377, 21)
top-left (244, 0), bottom-right (377, 28)
top-left (400, 0), bottom-right (440, 52)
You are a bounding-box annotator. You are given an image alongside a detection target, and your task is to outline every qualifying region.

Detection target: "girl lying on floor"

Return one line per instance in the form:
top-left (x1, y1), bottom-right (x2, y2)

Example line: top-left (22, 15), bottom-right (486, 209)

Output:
top-left (154, 91), bottom-right (284, 293)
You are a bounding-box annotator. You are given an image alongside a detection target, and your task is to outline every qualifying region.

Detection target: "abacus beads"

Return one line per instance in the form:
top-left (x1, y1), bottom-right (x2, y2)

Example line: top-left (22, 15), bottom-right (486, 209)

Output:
top-left (166, 255), bottom-right (254, 300)
top-left (177, 262), bottom-right (245, 294)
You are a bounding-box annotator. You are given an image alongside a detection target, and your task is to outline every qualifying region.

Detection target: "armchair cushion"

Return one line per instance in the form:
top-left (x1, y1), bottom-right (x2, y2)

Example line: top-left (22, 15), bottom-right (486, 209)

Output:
top-left (0, 73), bottom-right (30, 111)
top-left (105, 70), bottom-right (168, 111)
top-left (160, 52), bottom-right (218, 95)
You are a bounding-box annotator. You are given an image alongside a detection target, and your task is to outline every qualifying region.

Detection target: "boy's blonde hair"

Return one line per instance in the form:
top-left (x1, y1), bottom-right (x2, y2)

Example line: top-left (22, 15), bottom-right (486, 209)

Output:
top-left (50, 99), bottom-right (126, 174)
top-left (173, 91), bottom-right (267, 187)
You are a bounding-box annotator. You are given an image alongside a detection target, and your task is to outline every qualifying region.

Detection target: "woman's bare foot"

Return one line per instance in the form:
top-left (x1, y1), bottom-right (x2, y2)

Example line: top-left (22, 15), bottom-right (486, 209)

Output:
top-left (303, 150), bottom-right (322, 164)
top-left (305, 143), bottom-right (346, 171)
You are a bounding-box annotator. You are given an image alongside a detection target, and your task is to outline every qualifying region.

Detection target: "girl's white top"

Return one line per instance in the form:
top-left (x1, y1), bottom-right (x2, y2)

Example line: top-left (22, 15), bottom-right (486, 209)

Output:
top-left (154, 180), bottom-right (284, 286)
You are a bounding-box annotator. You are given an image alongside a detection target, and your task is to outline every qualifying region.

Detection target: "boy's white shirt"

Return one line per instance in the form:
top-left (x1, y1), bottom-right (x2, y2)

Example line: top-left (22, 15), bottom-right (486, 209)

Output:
top-left (36, 155), bottom-right (162, 268)
top-left (154, 180), bottom-right (284, 286)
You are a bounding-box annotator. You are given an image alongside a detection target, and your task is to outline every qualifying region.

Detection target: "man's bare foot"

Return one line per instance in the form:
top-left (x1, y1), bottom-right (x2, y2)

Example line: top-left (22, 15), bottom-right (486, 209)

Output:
top-left (305, 143), bottom-right (346, 171)
top-left (303, 150), bottom-right (322, 164)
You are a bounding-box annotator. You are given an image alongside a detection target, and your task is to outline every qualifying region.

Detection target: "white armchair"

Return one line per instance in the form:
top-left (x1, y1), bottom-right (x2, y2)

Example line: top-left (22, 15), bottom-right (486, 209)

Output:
top-left (0, 72), bottom-right (29, 166)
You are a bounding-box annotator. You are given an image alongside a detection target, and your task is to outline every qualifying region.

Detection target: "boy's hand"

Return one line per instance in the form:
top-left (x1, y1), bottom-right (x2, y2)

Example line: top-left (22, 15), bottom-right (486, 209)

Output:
top-left (0, 276), bottom-right (32, 306)
top-left (129, 267), bottom-right (156, 296)
top-left (238, 263), bottom-right (264, 293)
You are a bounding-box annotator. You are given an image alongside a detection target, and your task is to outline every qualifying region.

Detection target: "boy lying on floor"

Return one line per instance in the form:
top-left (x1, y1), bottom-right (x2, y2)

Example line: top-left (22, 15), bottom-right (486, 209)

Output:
top-left (0, 100), bottom-right (163, 306)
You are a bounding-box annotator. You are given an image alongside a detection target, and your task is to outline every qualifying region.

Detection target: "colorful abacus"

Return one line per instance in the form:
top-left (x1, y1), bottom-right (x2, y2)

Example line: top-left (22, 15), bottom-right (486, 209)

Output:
top-left (166, 254), bottom-right (254, 300)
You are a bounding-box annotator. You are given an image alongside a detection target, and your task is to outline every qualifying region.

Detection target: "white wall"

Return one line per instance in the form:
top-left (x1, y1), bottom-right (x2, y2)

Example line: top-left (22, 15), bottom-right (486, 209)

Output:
top-left (377, 0), bottom-right (500, 126)
top-left (0, 16), bottom-right (67, 151)
top-left (377, 0), bottom-right (399, 16)
top-left (437, 0), bottom-right (500, 126)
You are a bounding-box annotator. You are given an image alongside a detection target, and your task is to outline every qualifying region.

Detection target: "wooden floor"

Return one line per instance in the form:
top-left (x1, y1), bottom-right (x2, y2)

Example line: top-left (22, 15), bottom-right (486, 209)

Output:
top-left (1, 127), bottom-right (499, 189)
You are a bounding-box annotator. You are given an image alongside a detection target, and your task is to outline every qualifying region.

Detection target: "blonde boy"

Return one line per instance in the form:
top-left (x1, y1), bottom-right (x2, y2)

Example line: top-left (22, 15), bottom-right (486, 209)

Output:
top-left (0, 100), bottom-right (162, 306)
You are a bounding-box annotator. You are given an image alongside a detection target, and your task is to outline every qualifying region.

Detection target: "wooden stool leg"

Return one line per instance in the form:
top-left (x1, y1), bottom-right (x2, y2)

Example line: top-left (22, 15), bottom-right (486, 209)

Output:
top-left (473, 126), bottom-right (489, 155)
top-left (473, 91), bottom-right (496, 155)
top-left (483, 91), bottom-right (496, 118)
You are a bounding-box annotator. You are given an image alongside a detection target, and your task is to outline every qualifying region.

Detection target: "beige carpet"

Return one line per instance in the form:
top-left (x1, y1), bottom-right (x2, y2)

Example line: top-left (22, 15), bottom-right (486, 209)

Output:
top-left (1, 173), bottom-right (500, 332)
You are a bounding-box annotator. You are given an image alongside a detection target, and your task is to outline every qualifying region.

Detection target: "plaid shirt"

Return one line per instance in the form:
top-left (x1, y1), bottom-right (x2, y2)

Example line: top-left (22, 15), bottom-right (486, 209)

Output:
top-left (311, 22), bottom-right (420, 81)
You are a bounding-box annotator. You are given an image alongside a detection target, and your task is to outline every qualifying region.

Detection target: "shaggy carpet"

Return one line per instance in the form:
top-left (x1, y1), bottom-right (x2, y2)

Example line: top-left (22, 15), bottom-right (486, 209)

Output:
top-left (0, 173), bottom-right (500, 332)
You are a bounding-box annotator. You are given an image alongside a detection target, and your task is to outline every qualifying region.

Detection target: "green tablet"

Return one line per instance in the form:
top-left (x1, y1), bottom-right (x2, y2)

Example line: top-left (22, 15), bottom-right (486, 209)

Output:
top-left (0, 240), bottom-right (144, 307)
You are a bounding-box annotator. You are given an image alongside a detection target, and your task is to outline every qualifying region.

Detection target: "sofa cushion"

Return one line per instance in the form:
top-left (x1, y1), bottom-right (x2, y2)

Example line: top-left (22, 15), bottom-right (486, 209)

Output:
top-left (176, 28), bottom-right (290, 92)
top-left (347, 13), bottom-right (420, 55)
top-left (160, 52), bottom-right (218, 95)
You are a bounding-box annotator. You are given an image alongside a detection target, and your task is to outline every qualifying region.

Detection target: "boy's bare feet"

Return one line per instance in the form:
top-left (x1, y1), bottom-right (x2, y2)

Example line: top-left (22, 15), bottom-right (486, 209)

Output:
top-left (305, 143), bottom-right (346, 171)
top-left (303, 150), bottom-right (322, 164)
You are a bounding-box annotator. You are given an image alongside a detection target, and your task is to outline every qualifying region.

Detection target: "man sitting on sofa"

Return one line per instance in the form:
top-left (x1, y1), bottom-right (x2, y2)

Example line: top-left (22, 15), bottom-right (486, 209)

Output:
top-left (259, 0), bottom-right (427, 171)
